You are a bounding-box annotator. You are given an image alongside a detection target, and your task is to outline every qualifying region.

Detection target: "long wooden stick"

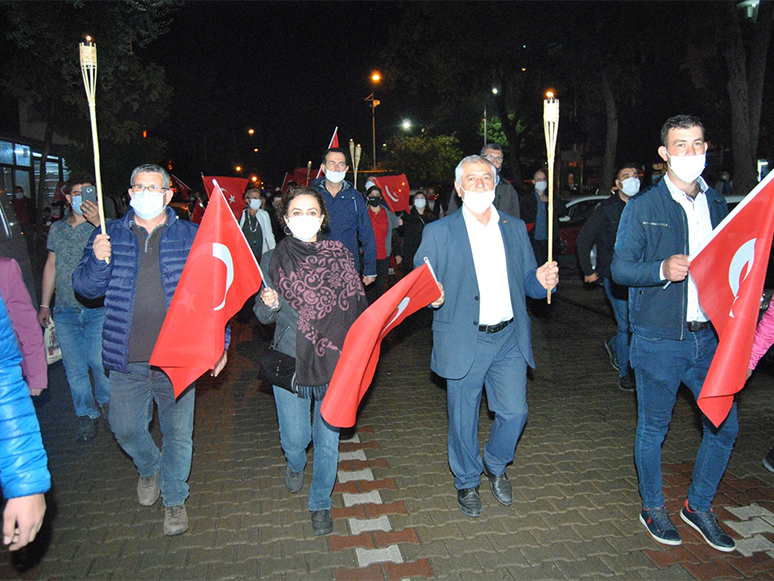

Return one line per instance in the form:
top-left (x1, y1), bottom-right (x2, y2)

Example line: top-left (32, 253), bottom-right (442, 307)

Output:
top-left (79, 41), bottom-right (109, 263)
top-left (543, 95), bottom-right (559, 302)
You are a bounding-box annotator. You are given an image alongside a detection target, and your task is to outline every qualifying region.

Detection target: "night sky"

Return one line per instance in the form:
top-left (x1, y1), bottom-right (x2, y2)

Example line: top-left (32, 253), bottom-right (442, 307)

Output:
top-left (141, 1), bottom-right (408, 187)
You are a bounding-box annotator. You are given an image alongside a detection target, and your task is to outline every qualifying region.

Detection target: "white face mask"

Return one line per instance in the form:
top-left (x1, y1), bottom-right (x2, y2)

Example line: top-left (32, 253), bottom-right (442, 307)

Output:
top-left (620, 177), bottom-right (641, 197)
top-left (667, 152), bottom-right (706, 183)
top-left (461, 189), bottom-right (495, 214)
top-left (287, 215), bottom-right (322, 242)
top-left (535, 180), bottom-right (548, 192)
top-left (130, 191), bottom-right (166, 220)
top-left (324, 169), bottom-right (346, 184)
top-left (248, 199), bottom-right (262, 210)
top-left (414, 198), bottom-right (427, 210)
top-left (70, 195), bottom-right (83, 215)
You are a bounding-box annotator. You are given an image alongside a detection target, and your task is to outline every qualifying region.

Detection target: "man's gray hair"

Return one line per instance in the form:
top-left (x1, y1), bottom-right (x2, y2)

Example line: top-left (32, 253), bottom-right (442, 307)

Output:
top-left (480, 143), bottom-right (503, 156)
top-left (454, 155), bottom-right (496, 184)
top-left (130, 164), bottom-right (171, 189)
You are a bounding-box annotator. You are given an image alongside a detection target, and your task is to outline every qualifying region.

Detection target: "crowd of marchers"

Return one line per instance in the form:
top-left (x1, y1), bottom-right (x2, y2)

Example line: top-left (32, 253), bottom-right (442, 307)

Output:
top-left (1, 115), bottom-right (772, 557)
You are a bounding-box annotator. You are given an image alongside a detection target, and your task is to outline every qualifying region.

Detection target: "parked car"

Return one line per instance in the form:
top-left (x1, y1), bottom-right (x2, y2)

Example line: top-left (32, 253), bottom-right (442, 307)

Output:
top-left (558, 195), bottom-right (607, 256)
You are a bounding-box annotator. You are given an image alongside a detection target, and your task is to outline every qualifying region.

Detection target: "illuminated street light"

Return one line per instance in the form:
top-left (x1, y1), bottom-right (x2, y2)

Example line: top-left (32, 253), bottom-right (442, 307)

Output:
top-left (235, 165), bottom-right (242, 172)
top-left (247, 128), bottom-right (255, 135)
top-left (366, 71), bottom-right (382, 170)
top-left (402, 119), bottom-right (412, 131)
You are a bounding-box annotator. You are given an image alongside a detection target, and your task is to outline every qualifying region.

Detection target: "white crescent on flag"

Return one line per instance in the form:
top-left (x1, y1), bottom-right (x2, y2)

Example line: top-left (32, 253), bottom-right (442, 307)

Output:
top-left (384, 185), bottom-right (400, 203)
top-left (212, 242), bottom-right (234, 311)
top-left (380, 298), bottom-right (410, 338)
top-left (728, 238), bottom-right (757, 318)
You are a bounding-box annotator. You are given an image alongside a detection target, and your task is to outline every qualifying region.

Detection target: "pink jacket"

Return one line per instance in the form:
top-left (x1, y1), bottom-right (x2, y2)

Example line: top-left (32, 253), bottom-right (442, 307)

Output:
top-left (750, 306), bottom-right (774, 370)
top-left (0, 258), bottom-right (46, 392)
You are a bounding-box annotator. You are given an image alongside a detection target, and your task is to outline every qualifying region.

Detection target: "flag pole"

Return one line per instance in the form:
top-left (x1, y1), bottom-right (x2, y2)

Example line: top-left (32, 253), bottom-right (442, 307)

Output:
top-left (355, 144), bottom-right (362, 190)
top-left (305, 161), bottom-right (312, 186)
top-left (349, 139), bottom-right (356, 189)
top-left (79, 37), bottom-right (109, 263)
top-left (543, 92), bottom-right (559, 303)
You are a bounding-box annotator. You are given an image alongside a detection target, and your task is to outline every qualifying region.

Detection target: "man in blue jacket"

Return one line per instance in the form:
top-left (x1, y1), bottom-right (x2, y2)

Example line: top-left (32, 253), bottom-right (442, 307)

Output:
top-left (416, 155), bottom-right (558, 517)
top-left (73, 164), bottom-right (227, 537)
top-left (612, 115), bottom-right (737, 552)
top-left (312, 148), bottom-right (377, 284)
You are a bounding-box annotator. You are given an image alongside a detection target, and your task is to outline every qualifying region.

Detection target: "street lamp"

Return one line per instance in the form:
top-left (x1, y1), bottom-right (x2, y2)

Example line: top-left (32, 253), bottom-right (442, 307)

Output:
top-left (401, 119), bottom-right (412, 131)
top-left (366, 71), bottom-right (382, 170)
top-left (484, 87), bottom-right (498, 147)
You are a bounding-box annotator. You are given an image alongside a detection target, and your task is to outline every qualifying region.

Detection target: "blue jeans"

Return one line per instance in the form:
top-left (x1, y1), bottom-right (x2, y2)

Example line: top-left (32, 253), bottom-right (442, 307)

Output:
top-left (446, 324), bottom-right (528, 490)
top-left (109, 363), bottom-right (195, 507)
top-left (631, 329), bottom-right (738, 512)
top-left (273, 386), bottom-right (340, 511)
top-left (603, 277), bottom-right (630, 376)
top-left (53, 305), bottom-right (110, 419)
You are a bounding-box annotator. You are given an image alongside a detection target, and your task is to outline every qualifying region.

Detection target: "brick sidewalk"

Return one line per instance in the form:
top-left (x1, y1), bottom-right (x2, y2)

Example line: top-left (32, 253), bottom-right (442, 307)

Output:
top-left (2, 274), bottom-right (774, 580)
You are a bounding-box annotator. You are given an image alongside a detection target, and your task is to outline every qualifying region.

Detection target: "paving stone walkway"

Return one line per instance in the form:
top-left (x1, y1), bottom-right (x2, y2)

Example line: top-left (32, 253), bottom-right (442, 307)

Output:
top-left (2, 273), bottom-right (774, 580)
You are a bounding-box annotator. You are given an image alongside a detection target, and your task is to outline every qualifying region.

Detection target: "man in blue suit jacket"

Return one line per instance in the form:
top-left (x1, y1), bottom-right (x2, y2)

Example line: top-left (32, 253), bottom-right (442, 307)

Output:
top-left (415, 155), bottom-right (559, 517)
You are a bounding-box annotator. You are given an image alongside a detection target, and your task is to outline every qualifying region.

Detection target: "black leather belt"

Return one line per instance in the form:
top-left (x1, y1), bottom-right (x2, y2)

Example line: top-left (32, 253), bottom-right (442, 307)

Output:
top-left (688, 321), bottom-right (710, 332)
top-left (479, 318), bottom-right (514, 334)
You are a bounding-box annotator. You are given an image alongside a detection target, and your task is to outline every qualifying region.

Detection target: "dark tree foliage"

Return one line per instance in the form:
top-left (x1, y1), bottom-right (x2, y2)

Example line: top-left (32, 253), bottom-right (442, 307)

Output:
top-left (1, 0), bottom-right (179, 204)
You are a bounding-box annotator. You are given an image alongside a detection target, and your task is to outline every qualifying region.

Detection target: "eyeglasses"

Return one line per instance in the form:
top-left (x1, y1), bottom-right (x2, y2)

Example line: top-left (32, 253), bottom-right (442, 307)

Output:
top-left (484, 155), bottom-right (503, 163)
top-left (130, 184), bottom-right (168, 194)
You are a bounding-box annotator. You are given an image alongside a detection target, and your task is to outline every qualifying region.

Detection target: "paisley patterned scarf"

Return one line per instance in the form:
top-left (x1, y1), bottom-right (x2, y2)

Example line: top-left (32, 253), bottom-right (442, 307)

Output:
top-left (269, 234), bottom-right (367, 398)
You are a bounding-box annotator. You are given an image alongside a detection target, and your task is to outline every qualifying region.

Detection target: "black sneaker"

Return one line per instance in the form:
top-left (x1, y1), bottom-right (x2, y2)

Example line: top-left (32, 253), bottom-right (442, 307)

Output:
top-left (76, 416), bottom-right (98, 442)
top-left (311, 509), bottom-right (333, 535)
top-left (763, 447), bottom-right (774, 473)
top-left (639, 507), bottom-right (682, 545)
top-left (285, 465), bottom-right (304, 493)
top-left (604, 338), bottom-right (620, 372)
top-left (680, 501), bottom-right (736, 552)
top-left (619, 373), bottom-right (636, 393)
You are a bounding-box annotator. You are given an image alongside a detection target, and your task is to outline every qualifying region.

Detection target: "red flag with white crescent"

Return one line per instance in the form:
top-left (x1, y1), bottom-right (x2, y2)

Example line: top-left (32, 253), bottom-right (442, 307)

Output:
top-left (150, 181), bottom-right (264, 397)
top-left (691, 172), bottom-right (774, 426)
top-left (371, 175), bottom-right (411, 213)
top-left (202, 176), bottom-right (249, 218)
top-left (321, 262), bottom-right (441, 427)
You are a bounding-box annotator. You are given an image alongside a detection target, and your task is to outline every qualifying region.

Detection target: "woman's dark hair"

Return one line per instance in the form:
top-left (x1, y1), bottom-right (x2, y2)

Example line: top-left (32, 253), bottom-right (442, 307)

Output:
top-left (366, 185), bottom-right (382, 197)
top-left (273, 186), bottom-right (330, 232)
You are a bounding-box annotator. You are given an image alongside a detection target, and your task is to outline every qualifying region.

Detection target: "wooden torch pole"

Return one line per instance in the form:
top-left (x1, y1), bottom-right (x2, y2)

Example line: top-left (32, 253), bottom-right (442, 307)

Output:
top-left (543, 92), bottom-right (559, 302)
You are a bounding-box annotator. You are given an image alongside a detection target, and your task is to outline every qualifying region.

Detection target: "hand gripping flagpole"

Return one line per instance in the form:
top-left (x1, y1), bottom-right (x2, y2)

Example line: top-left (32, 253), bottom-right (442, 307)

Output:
top-left (79, 38), bottom-right (109, 263)
top-left (543, 92), bottom-right (559, 303)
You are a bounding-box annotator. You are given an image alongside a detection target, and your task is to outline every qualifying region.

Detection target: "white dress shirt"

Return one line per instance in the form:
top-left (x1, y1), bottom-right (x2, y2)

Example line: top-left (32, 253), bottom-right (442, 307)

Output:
top-left (661, 175), bottom-right (712, 322)
top-left (462, 205), bottom-right (514, 325)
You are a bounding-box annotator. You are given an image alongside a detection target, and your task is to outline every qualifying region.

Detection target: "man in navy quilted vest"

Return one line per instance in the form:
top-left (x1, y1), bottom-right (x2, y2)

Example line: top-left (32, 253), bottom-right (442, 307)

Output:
top-left (73, 164), bottom-right (227, 537)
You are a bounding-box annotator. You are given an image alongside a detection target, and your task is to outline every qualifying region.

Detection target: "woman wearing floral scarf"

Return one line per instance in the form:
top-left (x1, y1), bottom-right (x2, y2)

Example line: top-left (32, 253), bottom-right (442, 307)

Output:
top-left (255, 187), bottom-right (367, 535)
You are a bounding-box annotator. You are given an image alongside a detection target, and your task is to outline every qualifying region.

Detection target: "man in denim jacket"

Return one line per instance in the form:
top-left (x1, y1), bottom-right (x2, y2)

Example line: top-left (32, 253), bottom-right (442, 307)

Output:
top-left (612, 115), bottom-right (737, 552)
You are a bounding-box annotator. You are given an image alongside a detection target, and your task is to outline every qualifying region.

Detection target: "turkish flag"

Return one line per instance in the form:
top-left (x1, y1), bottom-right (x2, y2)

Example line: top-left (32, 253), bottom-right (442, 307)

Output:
top-left (191, 199), bottom-right (205, 225)
top-left (321, 262), bottom-right (441, 427)
top-left (150, 181), bottom-right (264, 397)
top-left (691, 172), bottom-right (774, 427)
top-left (289, 167), bottom-right (314, 187)
top-left (171, 174), bottom-right (192, 200)
top-left (202, 176), bottom-right (249, 218)
top-left (371, 175), bottom-right (411, 213)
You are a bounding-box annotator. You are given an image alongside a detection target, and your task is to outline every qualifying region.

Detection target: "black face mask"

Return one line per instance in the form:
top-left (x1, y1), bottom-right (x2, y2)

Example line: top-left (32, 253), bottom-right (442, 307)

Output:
top-left (368, 198), bottom-right (382, 207)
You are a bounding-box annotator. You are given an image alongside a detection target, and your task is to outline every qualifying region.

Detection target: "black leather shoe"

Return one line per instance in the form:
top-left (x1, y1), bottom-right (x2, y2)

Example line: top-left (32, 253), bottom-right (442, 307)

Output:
top-left (457, 487), bottom-right (482, 517)
top-left (483, 463), bottom-right (513, 506)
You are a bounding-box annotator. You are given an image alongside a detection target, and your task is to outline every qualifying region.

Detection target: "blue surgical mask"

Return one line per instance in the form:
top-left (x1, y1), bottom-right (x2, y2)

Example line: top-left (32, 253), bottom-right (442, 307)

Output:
top-left (71, 195), bottom-right (83, 215)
